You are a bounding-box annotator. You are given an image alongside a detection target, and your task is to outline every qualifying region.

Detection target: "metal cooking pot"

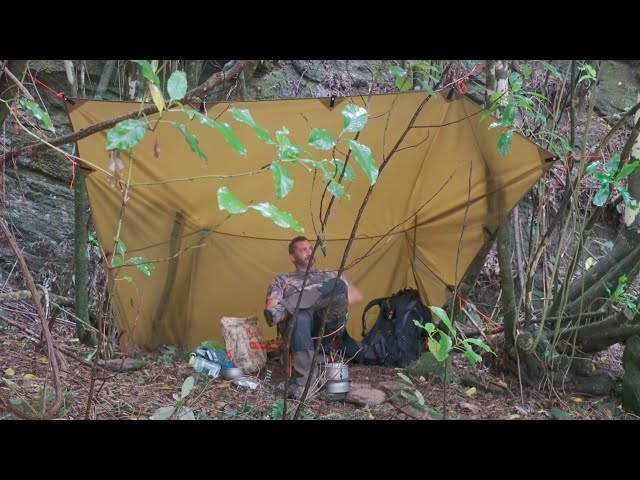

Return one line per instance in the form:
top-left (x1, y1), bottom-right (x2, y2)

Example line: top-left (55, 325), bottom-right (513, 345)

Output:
top-left (324, 362), bottom-right (349, 382)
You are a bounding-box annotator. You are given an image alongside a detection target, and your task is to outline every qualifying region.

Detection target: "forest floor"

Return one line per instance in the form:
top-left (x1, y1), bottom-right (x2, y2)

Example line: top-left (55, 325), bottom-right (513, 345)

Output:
top-left (0, 316), bottom-right (636, 421)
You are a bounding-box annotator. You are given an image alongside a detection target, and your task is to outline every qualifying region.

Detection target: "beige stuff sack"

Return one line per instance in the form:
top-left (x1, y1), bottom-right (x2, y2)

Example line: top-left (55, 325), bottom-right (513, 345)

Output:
top-left (219, 316), bottom-right (267, 373)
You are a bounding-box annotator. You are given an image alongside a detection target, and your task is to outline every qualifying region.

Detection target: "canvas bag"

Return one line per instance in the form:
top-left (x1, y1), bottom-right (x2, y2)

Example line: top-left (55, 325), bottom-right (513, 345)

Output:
top-left (219, 316), bottom-right (267, 373)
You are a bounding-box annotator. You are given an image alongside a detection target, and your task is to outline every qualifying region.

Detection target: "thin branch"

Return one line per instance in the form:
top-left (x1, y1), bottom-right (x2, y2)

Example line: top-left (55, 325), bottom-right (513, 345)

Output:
top-left (1, 63), bottom-right (35, 102)
top-left (0, 60), bottom-right (248, 166)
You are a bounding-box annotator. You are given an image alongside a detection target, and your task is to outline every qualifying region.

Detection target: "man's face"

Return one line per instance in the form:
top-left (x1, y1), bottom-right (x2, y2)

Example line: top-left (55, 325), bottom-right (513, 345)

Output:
top-left (290, 240), bottom-right (314, 270)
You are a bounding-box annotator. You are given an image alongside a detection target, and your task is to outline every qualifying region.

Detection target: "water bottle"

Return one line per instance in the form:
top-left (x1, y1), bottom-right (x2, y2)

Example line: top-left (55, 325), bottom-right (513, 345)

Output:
top-left (189, 354), bottom-right (221, 378)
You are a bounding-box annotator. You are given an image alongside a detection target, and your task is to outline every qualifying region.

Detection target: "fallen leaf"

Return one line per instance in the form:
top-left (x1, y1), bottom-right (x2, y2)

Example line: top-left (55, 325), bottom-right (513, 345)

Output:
top-left (69, 338), bottom-right (80, 343)
top-left (23, 373), bottom-right (37, 379)
top-left (572, 397), bottom-right (583, 403)
top-left (4, 368), bottom-right (15, 376)
top-left (592, 363), bottom-right (596, 372)
top-left (159, 385), bottom-right (172, 390)
top-left (509, 414), bottom-right (520, 420)
top-left (108, 149), bottom-right (124, 187)
top-left (585, 257), bottom-right (594, 270)
top-left (37, 357), bottom-right (48, 364)
top-left (515, 405), bottom-right (529, 416)
top-left (465, 387), bottom-right (477, 397)
top-left (498, 380), bottom-right (508, 388)
top-left (460, 401), bottom-right (481, 413)
top-left (154, 137), bottom-right (161, 158)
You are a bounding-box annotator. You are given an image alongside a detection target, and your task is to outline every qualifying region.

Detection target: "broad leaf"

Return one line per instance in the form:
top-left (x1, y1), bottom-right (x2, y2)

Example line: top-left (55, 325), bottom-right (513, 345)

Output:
top-left (586, 161), bottom-right (601, 174)
top-left (397, 372), bottom-right (413, 385)
top-left (276, 128), bottom-right (301, 161)
top-left (116, 239), bottom-right (126, 257)
top-left (396, 75), bottom-right (412, 92)
top-left (183, 108), bottom-right (247, 156)
top-left (465, 337), bottom-right (495, 354)
top-left (389, 65), bottom-right (406, 77)
top-left (149, 84), bottom-right (165, 113)
top-left (607, 153), bottom-right (621, 176)
top-left (181, 376), bottom-right (195, 399)
top-left (329, 159), bottom-right (355, 181)
top-left (112, 256), bottom-right (125, 268)
top-left (414, 389), bottom-right (425, 406)
top-left (417, 79), bottom-right (436, 97)
top-left (593, 184), bottom-right (611, 207)
top-left (308, 128), bottom-right (337, 150)
top-left (540, 61), bottom-right (561, 79)
top-left (271, 161), bottom-right (294, 199)
top-left (346, 140), bottom-right (378, 185)
top-left (131, 60), bottom-right (160, 86)
top-left (436, 332), bottom-right (452, 362)
top-left (249, 203), bottom-right (304, 232)
top-left (342, 104), bottom-right (368, 133)
top-left (179, 408), bottom-right (196, 420)
top-left (171, 122), bottom-right (208, 162)
top-left (18, 99), bottom-right (55, 133)
top-left (217, 186), bottom-right (248, 214)
top-left (106, 119), bottom-right (147, 150)
top-left (464, 348), bottom-right (481, 368)
top-left (408, 60), bottom-right (437, 72)
top-left (167, 70), bottom-right (187, 101)
top-left (327, 180), bottom-right (349, 198)
top-left (428, 338), bottom-right (441, 360)
top-left (615, 160), bottom-right (639, 181)
top-left (498, 131), bottom-right (513, 156)
top-left (430, 306), bottom-right (456, 339)
top-left (619, 186), bottom-right (631, 205)
top-left (150, 405), bottom-right (175, 420)
top-left (128, 256), bottom-right (156, 276)
top-left (228, 108), bottom-right (275, 145)
top-left (501, 104), bottom-right (516, 128)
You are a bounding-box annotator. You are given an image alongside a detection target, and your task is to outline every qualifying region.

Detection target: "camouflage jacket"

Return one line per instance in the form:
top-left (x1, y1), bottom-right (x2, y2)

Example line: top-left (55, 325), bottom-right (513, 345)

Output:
top-left (266, 269), bottom-right (343, 325)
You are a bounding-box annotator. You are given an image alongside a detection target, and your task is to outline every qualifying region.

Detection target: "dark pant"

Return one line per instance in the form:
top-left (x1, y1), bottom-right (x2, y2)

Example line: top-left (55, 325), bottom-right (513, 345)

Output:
top-left (290, 278), bottom-right (348, 353)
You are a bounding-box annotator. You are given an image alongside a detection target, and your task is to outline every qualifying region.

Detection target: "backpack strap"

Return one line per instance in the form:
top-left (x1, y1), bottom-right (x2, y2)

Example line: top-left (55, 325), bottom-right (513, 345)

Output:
top-left (361, 297), bottom-right (387, 338)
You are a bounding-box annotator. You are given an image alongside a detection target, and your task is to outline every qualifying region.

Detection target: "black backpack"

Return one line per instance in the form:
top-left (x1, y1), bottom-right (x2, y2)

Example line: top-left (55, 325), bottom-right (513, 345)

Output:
top-left (343, 287), bottom-right (432, 367)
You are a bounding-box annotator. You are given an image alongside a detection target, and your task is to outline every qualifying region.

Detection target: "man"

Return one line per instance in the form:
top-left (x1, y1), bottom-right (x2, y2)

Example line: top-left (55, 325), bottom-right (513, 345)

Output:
top-left (264, 236), bottom-right (363, 398)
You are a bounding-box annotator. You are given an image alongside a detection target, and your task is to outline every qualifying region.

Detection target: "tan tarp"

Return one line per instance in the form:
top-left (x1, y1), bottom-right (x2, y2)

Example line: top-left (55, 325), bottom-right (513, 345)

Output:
top-left (66, 90), bottom-right (553, 350)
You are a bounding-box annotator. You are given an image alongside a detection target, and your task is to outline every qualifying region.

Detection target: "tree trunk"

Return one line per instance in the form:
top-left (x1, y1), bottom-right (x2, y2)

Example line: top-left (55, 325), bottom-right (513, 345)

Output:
top-left (185, 60), bottom-right (204, 90)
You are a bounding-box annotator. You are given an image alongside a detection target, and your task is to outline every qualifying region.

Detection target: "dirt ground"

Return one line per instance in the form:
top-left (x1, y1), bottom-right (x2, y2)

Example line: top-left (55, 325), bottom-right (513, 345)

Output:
top-left (0, 318), bottom-right (635, 421)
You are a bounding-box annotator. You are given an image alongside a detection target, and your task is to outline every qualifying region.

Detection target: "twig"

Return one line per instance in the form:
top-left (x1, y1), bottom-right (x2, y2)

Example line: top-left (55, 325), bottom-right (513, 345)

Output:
top-left (0, 63), bottom-right (35, 102)
top-left (0, 290), bottom-right (74, 306)
top-left (0, 219), bottom-right (63, 419)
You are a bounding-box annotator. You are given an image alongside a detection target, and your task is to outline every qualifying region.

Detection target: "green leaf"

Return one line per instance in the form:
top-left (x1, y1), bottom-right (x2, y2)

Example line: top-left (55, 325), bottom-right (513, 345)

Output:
top-left (415, 389), bottom-right (425, 406)
top-left (249, 203), bottom-right (304, 232)
top-left (122, 276), bottom-right (133, 283)
top-left (276, 128), bottom-right (302, 161)
top-left (308, 128), bottom-right (337, 150)
top-left (397, 372), bottom-right (413, 385)
top-left (435, 332), bottom-right (452, 362)
top-left (18, 99), bottom-right (55, 133)
top-left (228, 108), bottom-right (275, 145)
top-left (329, 159), bottom-right (355, 181)
top-left (509, 72), bottom-right (523, 91)
top-left (179, 408), bottom-right (196, 420)
top-left (182, 108), bottom-right (247, 156)
top-left (607, 153), bottom-right (621, 176)
top-left (150, 405), bottom-right (175, 420)
top-left (408, 60), bottom-right (437, 72)
top-left (181, 376), bottom-right (195, 399)
top-left (429, 306), bottom-right (455, 339)
top-left (131, 60), bottom-right (160, 87)
top-left (106, 119), bottom-right (147, 150)
top-left (586, 161), bottom-right (601, 174)
top-left (595, 173), bottom-right (611, 183)
top-left (540, 61), bottom-right (561, 78)
top-left (389, 65), bottom-right (406, 77)
top-left (498, 131), bottom-right (513, 156)
top-left (521, 64), bottom-right (532, 81)
top-left (116, 239), bottom-right (126, 257)
top-left (270, 161), bottom-right (294, 199)
top-left (618, 186), bottom-right (631, 205)
top-left (615, 160), bottom-right (639, 181)
top-left (593, 183), bottom-right (611, 207)
top-left (342, 104), bottom-right (369, 133)
top-left (465, 337), bottom-right (495, 354)
top-left (112, 256), bottom-right (125, 268)
top-left (416, 79), bottom-right (437, 97)
top-left (396, 75), bottom-right (412, 92)
top-left (501, 104), bottom-right (516, 128)
top-left (171, 122), bottom-right (208, 162)
top-left (217, 186), bottom-right (248, 214)
top-left (167, 71), bottom-right (187, 101)
top-left (464, 348), bottom-right (481, 368)
top-left (327, 180), bottom-right (349, 198)
top-left (346, 140), bottom-right (378, 185)
top-left (128, 257), bottom-right (156, 276)
top-left (428, 337), bottom-right (441, 359)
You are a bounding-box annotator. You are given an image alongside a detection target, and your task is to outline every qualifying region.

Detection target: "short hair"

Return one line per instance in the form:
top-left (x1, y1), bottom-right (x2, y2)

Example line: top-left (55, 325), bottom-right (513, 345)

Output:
top-left (288, 236), bottom-right (309, 254)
